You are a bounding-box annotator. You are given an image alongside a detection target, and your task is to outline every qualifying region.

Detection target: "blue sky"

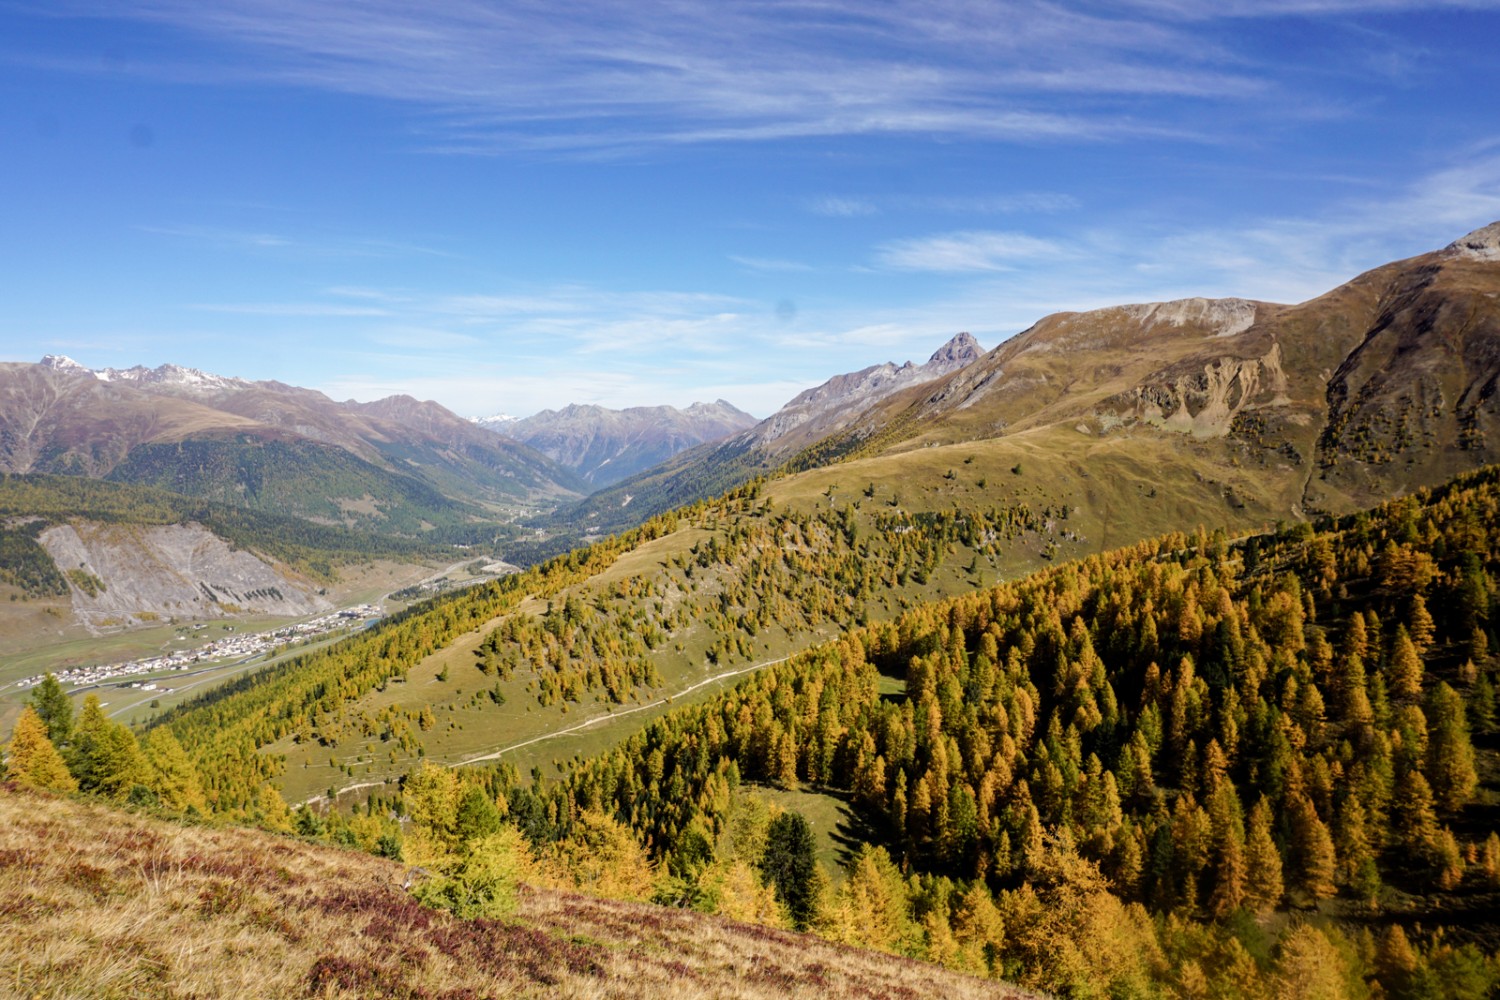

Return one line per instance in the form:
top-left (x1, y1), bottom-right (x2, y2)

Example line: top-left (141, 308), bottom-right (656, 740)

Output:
top-left (3, 1), bottom-right (1499, 418)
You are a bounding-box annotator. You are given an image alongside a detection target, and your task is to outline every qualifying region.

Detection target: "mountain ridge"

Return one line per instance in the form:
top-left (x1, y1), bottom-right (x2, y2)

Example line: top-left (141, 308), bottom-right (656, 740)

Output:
top-left (1, 360), bottom-right (585, 524)
top-left (499, 398), bottom-right (757, 488)
top-left (550, 330), bottom-right (986, 539)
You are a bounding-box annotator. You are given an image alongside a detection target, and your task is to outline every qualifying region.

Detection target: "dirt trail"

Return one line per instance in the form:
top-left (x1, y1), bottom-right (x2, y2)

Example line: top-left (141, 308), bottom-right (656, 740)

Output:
top-left (298, 654), bottom-right (790, 807)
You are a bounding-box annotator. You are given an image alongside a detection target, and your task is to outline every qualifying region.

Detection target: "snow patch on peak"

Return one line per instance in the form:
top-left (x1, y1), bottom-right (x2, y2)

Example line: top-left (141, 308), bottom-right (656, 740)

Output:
top-left (473, 413), bottom-right (520, 430)
top-left (39, 355), bottom-right (95, 376)
top-left (39, 356), bottom-right (251, 393)
top-left (1447, 221), bottom-right (1500, 261)
top-left (95, 363), bottom-right (247, 393)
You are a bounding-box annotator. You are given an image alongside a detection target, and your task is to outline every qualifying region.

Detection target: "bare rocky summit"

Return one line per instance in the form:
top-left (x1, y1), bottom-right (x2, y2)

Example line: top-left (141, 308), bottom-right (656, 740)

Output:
top-left (1447, 219), bottom-right (1500, 261)
top-left (748, 331), bottom-right (984, 452)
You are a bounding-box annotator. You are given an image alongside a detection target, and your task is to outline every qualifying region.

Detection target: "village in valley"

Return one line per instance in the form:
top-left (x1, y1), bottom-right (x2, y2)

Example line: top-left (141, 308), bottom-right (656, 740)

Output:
top-left (15, 605), bottom-right (382, 695)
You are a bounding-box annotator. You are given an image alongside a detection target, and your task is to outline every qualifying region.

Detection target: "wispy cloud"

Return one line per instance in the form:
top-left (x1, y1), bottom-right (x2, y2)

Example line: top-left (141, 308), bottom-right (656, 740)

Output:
top-left (808, 191), bottom-right (1082, 219)
top-left (186, 302), bottom-right (391, 317)
top-left (729, 255), bottom-right (815, 273)
top-left (902, 193), bottom-right (1083, 215)
top-left (1123, 0), bottom-right (1500, 18)
top-left (34, 0), bottom-right (1327, 153)
top-left (806, 197), bottom-right (879, 218)
top-left (875, 230), bottom-right (1071, 272)
top-left (140, 224), bottom-right (452, 258)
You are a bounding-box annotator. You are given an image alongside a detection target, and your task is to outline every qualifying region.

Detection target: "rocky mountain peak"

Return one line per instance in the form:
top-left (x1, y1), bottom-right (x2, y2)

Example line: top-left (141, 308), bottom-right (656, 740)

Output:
top-left (1447, 220), bottom-right (1500, 261)
top-left (39, 354), bottom-right (93, 376)
top-left (927, 332), bottom-right (983, 368)
top-left (41, 356), bottom-right (251, 394)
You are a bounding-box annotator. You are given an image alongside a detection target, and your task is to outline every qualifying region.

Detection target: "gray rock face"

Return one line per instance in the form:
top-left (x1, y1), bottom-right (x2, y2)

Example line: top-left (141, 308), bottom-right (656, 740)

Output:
top-left (1448, 220), bottom-right (1500, 261)
top-left (749, 332), bottom-right (984, 449)
top-left (40, 521), bottom-right (330, 630)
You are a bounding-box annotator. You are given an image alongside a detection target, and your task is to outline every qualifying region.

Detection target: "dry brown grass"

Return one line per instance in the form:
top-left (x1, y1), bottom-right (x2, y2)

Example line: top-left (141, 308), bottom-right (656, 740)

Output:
top-left (0, 786), bottom-right (1038, 1000)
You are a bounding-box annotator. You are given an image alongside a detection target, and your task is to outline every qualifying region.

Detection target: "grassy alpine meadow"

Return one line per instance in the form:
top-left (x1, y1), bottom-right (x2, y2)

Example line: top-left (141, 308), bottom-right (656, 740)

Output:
top-left (0, 785), bottom-right (1035, 1000)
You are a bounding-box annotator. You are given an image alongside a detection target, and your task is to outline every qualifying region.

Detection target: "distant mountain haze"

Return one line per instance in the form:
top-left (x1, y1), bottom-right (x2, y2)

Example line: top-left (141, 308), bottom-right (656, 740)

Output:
top-left (488, 399), bottom-right (758, 488)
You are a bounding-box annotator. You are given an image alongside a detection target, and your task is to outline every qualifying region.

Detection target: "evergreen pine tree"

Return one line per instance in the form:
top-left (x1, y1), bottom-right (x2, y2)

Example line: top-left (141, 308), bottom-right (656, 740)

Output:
top-left (66, 695), bottom-right (146, 800)
top-left (1333, 793), bottom-right (1380, 906)
top-left (1207, 781), bottom-right (1247, 918)
top-left (28, 673), bottom-right (74, 746)
top-left (1433, 826), bottom-right (1465, 890)
top-left (762, 811), bottom-right (820, 930)
top-left (1407, 594), bottom-right (1435, 653)
top-left (1288, 795), bottom-right (1337, 902)
top-left (455, 784), bottom-right (503, 843)
top-left (1376, 925), bottom-right (1419, 996)
top-left (1425, 682), bottom-right (1478, 814)
top-left (142, 728), bottom-right (207, 813)
top-left (1392, 767), bottom-right (1439, 854)
top-left (1388, 627), bottom-right (1424, 702)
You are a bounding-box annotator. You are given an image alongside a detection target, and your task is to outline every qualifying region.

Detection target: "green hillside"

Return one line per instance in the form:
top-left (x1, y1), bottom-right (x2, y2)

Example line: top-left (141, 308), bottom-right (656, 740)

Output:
top-left (0, 472), bottom-right (465, 583)
top-left (106, 435), bottom-right (484, 535)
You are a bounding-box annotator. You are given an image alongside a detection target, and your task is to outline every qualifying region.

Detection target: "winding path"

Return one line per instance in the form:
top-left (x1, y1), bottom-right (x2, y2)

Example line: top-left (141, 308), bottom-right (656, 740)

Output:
top-left (298, 654), bottom-right (791, 807)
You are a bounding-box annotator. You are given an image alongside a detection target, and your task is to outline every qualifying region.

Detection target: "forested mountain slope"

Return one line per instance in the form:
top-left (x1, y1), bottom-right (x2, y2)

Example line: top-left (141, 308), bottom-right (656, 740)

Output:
top-left (479, 464), bottom-right (1500, 997)
top-left (83, 463), bottom-right (1500, 999)
top-left (11, 466), bottom-right (1500, 997)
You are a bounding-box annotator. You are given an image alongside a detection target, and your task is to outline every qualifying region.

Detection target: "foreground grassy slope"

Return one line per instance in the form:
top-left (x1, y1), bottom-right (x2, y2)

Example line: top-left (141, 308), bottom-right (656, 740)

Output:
top-left (0, 785), bottom-right (1031, 1000)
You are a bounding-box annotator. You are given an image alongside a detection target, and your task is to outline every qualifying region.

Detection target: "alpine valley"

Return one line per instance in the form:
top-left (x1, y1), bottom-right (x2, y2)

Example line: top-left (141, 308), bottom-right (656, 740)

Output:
top-left (6, 222), bottom-right (1500, 999)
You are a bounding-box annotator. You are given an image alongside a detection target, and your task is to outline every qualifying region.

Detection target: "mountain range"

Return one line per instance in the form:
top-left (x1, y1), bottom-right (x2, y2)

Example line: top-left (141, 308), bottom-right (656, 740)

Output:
top-left (5, 222), bottom-right (1498, 638)
top-left (492, 398), bottom-right (756, 488)
top-left (0, 358), bottom-right (584, 531)
top-left (555, 330), bottom-right (987, 536)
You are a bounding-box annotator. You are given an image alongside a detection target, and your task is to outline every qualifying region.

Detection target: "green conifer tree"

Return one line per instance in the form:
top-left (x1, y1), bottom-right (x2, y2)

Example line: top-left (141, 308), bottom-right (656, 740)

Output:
top-left (28, 674), bottom-right (74, 746)
top-left (762, 811), bottom-right (820, 930)
top-left (1425, 682), bottom-right (1478, 814)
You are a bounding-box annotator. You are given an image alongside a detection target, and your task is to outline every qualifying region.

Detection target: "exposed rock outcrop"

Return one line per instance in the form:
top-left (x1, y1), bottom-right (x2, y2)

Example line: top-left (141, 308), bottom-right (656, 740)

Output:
top-left (39, 521), bottom-right (330, 630)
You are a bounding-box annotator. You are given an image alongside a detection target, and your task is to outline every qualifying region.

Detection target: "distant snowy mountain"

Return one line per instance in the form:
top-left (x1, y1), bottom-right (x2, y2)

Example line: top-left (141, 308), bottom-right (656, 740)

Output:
top-left (472, 413), bottom-right (520, 431)
top-left (8, 356), bottom-right (585, 515)
top-left (40, 355), bottom-right (251, 395)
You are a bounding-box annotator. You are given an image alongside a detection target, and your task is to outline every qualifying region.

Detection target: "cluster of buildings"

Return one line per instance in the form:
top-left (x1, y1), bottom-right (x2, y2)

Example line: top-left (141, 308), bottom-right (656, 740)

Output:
top-left (19, 605), bottom-right (382, 693)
